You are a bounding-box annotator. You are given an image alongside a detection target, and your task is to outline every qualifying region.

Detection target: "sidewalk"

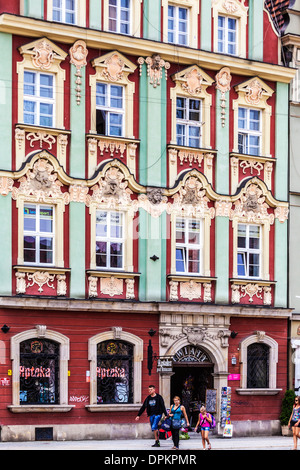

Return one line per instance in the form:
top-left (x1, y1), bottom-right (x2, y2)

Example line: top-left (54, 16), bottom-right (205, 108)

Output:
top-left (0, 433), bottom-right (295, 451)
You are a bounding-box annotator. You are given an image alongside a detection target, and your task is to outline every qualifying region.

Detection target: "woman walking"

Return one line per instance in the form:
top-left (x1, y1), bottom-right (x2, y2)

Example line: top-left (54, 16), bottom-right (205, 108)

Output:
top-left (169, 396), bottom-right (189, 450)
top-left (195, 405), bottom-right (212, 450)
top-left (288, 396), bottom-right (300, 450)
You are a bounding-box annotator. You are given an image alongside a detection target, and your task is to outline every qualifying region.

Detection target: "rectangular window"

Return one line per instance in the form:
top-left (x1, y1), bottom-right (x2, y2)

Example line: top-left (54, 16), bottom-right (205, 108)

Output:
top-left (108, 0), bottom-right (131, 35)
top-left (237, 224), bottom-right (261, 278)
top-left (24, 71), bottom-right (55, 127)
top-left (23, 204), bottom-right (54, 265)
top-left (218, 15), bottom-right (237, 55)
top-left (96, 211), bottom-right (124, 270)
top-left (238, 107), bottom-right (261, 156)
top-left (53, 0), bottom-right (76, 24)
top-left (96, 83), bottom-right (124, 137)
top-left (176, 218), bottom-right (202, 274)
top-left (176, 97), bottom-right (202, 147)
top-left (168, 5), bottom-right (188, 46)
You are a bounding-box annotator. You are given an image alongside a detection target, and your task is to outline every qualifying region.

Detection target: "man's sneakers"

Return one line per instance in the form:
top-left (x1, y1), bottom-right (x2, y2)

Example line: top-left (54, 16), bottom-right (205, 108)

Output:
top-left (152, 440), bottom-right (160, 447)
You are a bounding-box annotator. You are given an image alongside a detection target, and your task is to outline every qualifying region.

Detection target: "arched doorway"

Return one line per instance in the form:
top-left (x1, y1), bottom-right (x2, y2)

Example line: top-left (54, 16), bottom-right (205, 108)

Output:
top-left (170, 345), bottom-right (214, 426)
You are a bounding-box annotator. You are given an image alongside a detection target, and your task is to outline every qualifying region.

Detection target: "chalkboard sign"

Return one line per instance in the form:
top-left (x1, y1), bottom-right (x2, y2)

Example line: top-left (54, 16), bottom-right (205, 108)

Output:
top-left (206, 389), bottom-right (217, 413)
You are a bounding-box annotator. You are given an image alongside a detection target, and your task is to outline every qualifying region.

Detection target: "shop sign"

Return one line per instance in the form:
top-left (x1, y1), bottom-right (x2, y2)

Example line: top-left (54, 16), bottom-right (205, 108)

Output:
top-left (96, 367), bottom-right (126, 379)
top-left (156, 358), bottom-right (173, 373)
top-left (19, 366), bottom-right (51, 378)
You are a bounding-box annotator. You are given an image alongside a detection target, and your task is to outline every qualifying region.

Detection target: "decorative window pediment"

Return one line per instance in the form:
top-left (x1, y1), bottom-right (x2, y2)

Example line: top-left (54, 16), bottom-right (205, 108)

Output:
top-left (17, 38), bottom-right (67, 130)
top-left (170, 65), bottom-right (214, 148)
top-left (233, 77), bottom-right (274, 158)
top-left (89, 51), bottom-right (137, 138)
top-left (212, 0), bottom-right (248, 57)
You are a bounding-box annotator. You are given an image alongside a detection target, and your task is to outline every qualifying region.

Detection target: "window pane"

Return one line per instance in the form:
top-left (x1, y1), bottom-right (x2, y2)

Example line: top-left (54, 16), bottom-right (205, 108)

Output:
top-left (176, 219), bottom-right (185, 244)
top-left (176, 248), bottom-right (185, 272)
top-left (96, 212), bottom-right (108, 237)
top-left (24, 236), bottom-right (36, 262)
top-left (188, 220), bottom-right (200, 244)
top-left (247, 343), bottom-right (269, 388)
top-left (96, 241), bottom-right (107, 267)
top-left (24, 205), bottom-right (36, 231)
top-left (237, 252), bottom-right (246, 276)
top-left (188, 249), bottom-right (200, 273)
top-left (40, 74), bottom-right (54, 98)
top-left (110, 243), bottom-right (123, 268)
top-left (24, 71), bottom-right (36, 96)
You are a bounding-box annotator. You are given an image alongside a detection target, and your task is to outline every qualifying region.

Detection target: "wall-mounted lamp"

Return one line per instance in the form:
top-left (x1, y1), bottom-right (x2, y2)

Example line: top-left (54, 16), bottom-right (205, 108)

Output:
top-left (230, 331), bottom-right (238, 339)
top-left (150, 255), bottom-right (159, 262)
top-left (1, 325), bottom-right (10, 334)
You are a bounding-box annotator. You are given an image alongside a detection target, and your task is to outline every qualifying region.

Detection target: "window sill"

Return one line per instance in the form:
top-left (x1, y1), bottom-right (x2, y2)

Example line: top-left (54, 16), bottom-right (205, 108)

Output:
top-left (236, 388), bottom-right (282, 396)
top-left (8, 405), bottom-right (75, 413)
top-left (86, 404), bottom-right (142, 413)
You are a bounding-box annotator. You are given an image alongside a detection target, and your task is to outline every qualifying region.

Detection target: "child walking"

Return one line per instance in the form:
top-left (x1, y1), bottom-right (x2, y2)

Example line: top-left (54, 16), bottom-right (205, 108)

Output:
top-left (195, 405), bottom-right (212, 450)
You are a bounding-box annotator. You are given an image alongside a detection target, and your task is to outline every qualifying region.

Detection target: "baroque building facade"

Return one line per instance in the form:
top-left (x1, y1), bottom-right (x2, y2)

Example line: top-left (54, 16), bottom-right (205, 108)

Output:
top-left (0, 0), bottom-right (296, 440)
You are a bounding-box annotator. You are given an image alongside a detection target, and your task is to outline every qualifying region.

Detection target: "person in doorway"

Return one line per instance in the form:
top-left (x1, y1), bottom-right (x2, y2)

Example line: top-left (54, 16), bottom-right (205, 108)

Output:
top-left (288, 396), bottom-right (300, 450)
top-left (169, 396), bottom-right (189, 450)
top-left (135, 385), bottom-right (167, 447)
top-left (195, 405), bottom-right (212, 450)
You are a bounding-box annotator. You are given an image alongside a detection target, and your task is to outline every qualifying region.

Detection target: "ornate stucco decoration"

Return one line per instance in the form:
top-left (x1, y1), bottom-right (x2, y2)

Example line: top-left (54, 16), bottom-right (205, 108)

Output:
top-left (18, 37), bottom-right (67, 71)
top-left (69, 40), bottom-right (88, 105)
top-left (230, 181), bottom-right (274, 225)
top-left (138, 187), bottom-right (169, 218)
top-left (169, 174), bottom-right (216, 219)
top-left (138, 54), bottom-right (170, 88)
top-left (234, 77), bottom-right (274, 107)
top-left (231, 281), bottom-right (273, 305)
top-left (102, 53), bottom-right (125, 81)
top-left (181, 68), bottom-right (204, 95)
top-left (87, 165), bottom-right (136, 212)
top-left (27, 271), bottom-right (55, 293)
top-left (215, 67), bottom-right (232, 127)
top-left (12, 156), bottom-right (70, 206)
top-left (0, 176), bottom-right (14, 195)
top-left (245, 78), bottom-right (263, 105)
top-left (222, 0), bottom-right (239, 13)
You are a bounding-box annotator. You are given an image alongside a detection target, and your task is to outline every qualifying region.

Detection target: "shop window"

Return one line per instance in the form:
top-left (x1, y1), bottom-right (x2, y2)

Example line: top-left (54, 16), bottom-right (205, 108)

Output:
top-left (20, 338), bottom-right (60, 405)
top-left (87, 329), bottom-right (143, 410)
top-left (97, 340), bottom-right (134, 404)
top-left (10, 326), bottom-right (72, 412)
top-left (237, 333), bottom-right (280, 394)
top-left (247, 343), bottom-right (269, 388)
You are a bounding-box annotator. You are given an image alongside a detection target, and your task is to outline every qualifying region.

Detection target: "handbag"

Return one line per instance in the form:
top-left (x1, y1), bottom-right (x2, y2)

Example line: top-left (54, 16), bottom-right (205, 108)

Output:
top-left (172, 419), bottom-right (182, 429)
top-left (161, 417), bottom-right (172, 431)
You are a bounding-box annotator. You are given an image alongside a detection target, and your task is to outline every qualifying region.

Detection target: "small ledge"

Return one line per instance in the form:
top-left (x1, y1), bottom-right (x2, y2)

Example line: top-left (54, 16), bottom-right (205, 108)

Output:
top-left (236, 388), bottom-right (282, 396)
top-left (86, 404), bottom-right (142, 413)
top-left (8, 405), bottom-right (75, 413)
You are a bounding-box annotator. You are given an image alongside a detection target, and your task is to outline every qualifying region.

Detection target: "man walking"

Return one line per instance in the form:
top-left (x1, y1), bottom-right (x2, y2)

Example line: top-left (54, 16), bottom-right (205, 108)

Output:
top-left (135, 385), bottom-right (168, 447)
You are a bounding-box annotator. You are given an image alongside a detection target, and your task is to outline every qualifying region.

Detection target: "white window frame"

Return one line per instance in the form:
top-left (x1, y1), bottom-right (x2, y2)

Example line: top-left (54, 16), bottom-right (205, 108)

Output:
top-left (176, 96), bottom-right (202, 148)
top-left (167, 4), bottom-right (189, 46)
top-left (52, 0), bottom-right (77, 24)
top-left (95, 210), bottom-right (125, 271)
top-left (108, 0), bottom-right (131, 35)
top-left (23, 203), bottom-right (55, 267)
top-left (217, 15), bottom-right (237, 56)
top-left (23, 70), bottom-right (55, 128)
top-left (238, 107), bottom-right (262, 156)
top-left (237, 224), bottom-right (261, 279)
top-left (175, 217), bottom-right (203, 275)
top-left (96, 83), bottom-right (125, 137)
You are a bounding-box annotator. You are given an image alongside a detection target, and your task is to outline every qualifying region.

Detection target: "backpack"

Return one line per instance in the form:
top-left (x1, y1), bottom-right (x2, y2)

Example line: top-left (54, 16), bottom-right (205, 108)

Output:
top-left (209, 413), bottom-right (216, 429)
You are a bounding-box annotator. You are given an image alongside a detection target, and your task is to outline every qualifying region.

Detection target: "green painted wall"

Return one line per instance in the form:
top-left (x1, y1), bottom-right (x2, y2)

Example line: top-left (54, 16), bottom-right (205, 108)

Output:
top-left (0, 33), bottom-right (12, 171)
top-left (143, 0), bottom-right (161, 41)
top-left (89, 0), bottom-right (101, 30)
top-left (0, 195), bottom-right (12, 295)
top-left (69, 202), bottom-right (85, 298)
top-left (248, 0), bottom-right (264, 61)
top-left (200, 0), bottom-right (212, 51)
top-left (70, 64), bottom-right (86, 179)
top-left (24, 0), bottom-right (44, 19)
top-left (274, 220), bottom-right (288, 308)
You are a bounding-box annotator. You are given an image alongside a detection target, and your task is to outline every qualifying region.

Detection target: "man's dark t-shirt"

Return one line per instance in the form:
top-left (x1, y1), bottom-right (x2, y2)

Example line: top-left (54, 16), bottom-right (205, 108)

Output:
top-left (137, 393), bottom-right (167, 417)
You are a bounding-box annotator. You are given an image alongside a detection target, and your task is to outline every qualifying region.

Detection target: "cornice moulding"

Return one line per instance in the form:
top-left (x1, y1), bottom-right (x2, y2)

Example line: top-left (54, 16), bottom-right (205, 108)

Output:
top-left (0, 13), bottom-right (296, 84)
